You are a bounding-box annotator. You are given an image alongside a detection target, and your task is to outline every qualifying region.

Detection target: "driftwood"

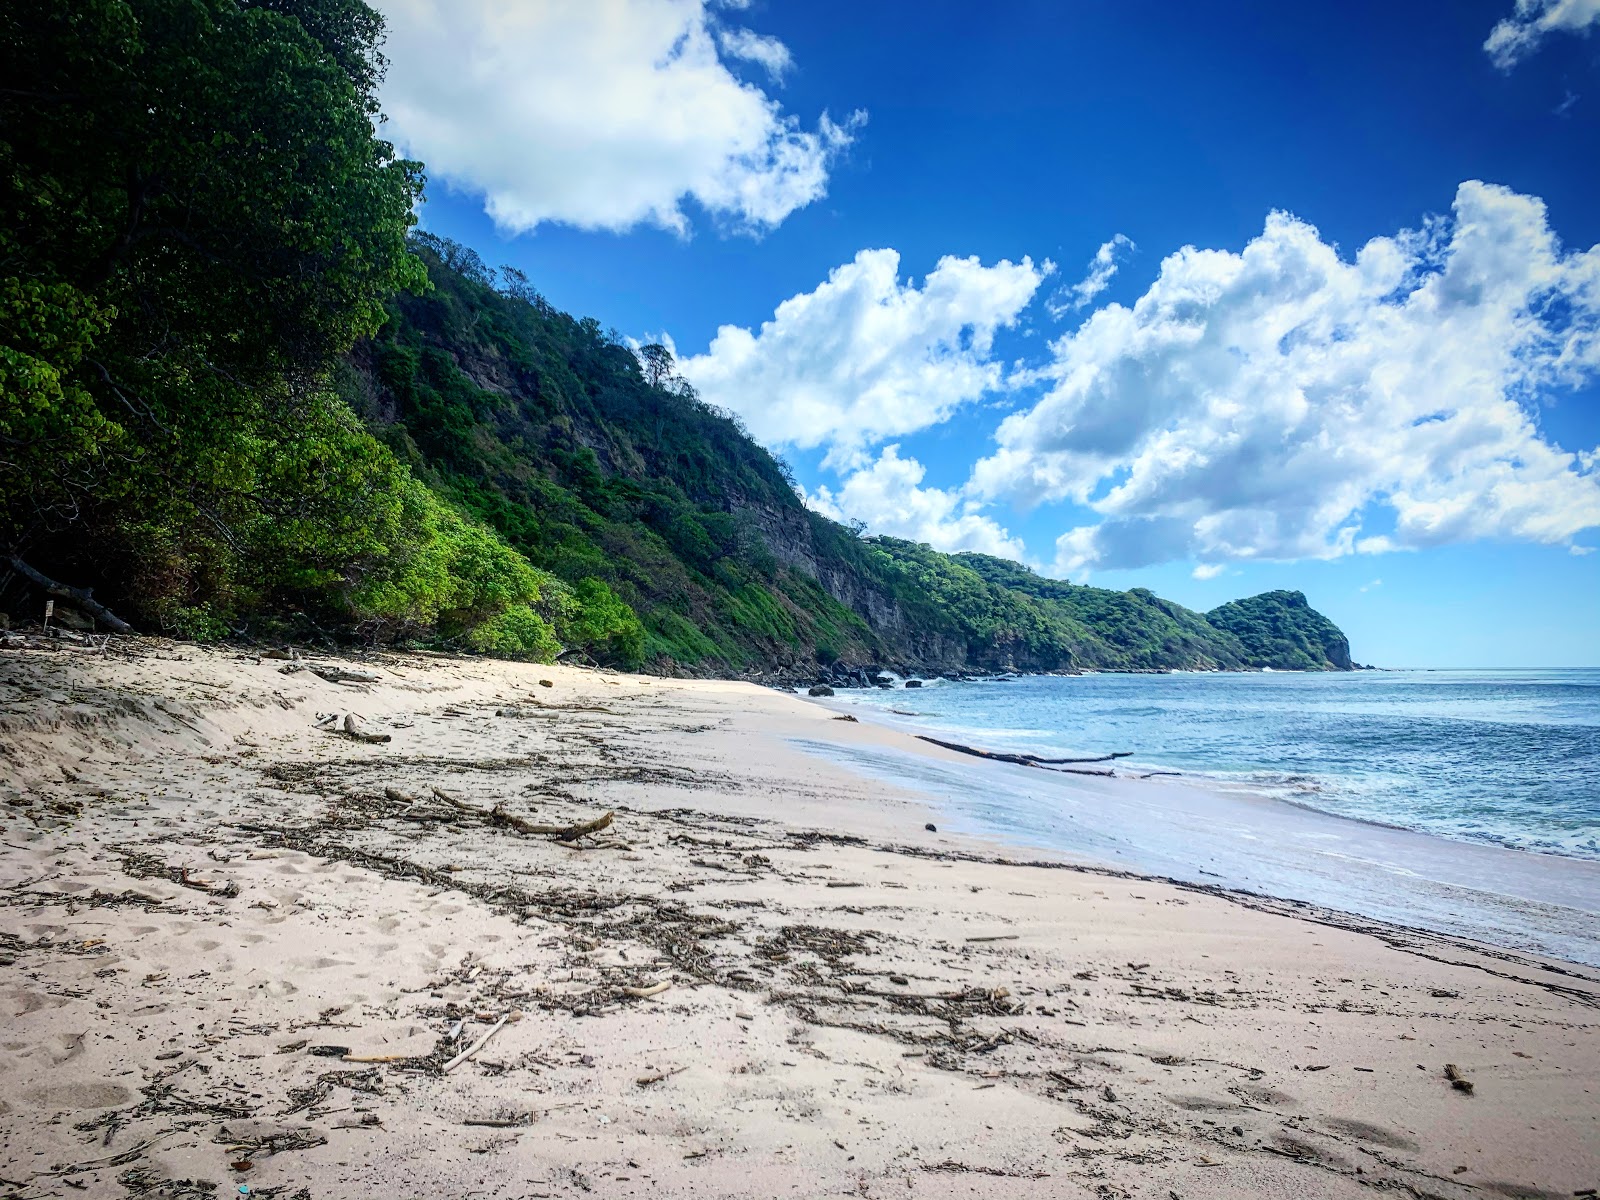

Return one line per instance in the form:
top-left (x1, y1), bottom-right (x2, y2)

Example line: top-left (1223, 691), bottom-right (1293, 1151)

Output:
top-left (443, 1013), bottom-right (511, 1073)
top-left (280, 662), bottom-right (381, 685)
top-left (341, 714), bottom-right (390, 743)
top-left (621, 980), bottom-right (672, 999)
top-left (5, 555), bottom-right (134, 633)
top-left (916, 735), bottom-right (1124, 776)
top-left (423, 787), bottom-right (613, 841)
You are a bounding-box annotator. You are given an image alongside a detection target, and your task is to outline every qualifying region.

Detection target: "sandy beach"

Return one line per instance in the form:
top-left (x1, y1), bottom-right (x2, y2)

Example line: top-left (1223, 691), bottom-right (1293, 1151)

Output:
top-left (1, 641), bottom-right (1596, 1200)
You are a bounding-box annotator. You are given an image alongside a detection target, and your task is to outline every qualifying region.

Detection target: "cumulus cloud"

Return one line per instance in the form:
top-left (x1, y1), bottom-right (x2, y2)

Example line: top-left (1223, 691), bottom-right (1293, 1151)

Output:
top-left (1049, 234), bottom-right (1134, 316)
top-left (375, 0), bottom-right (862, 234)
top-left (1191, 563), bottom-right (1225, 580)
top-left (717, 27), bottom-right (794, 80)
top-left (678, 248), bottom-right (1045, 467)
top-left (809, 446), bottom-right (1026, 558)
top-left (963, 182), bottom-right (1600, 576)
top-left (1485, 0), bottom-right (1600, 68)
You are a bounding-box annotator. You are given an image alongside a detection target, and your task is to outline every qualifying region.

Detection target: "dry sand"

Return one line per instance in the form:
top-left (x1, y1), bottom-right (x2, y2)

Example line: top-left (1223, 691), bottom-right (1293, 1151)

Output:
top-left (0, 640), bottom-right (1596, 1200)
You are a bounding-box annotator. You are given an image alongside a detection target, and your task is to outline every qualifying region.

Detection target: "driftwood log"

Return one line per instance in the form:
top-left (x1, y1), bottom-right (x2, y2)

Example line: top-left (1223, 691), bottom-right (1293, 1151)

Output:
top-left (341, 714), bottom-right (390, 744)
top-left (5, 555), bottom-right (134, 633)
top-left (916, 735), bottom-right (1125, 776)
top-left (428, 787), bottom-right (613, 842)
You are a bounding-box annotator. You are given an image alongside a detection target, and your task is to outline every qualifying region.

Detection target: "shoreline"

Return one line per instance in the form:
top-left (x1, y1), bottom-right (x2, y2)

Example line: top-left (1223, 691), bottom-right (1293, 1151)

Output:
top-left (790, 692), bottom-right (1600, 968)
top-left (1, 641), bottom-right (1596, 1198)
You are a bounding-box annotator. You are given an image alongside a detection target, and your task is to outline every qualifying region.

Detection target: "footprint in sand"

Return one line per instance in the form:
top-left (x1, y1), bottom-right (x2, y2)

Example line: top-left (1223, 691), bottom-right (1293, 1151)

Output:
top-left (1320, 1116), bottom-right (1419, 1152)
top-left (1166, 1094), bottom-right (1238, 1112)
top-left (22, 1081), bottom-right (131, 1110)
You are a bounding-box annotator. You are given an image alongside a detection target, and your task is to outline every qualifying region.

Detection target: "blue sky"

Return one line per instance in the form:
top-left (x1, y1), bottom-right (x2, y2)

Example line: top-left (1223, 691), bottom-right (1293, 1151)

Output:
top-left (373, 0), bottom-right (1600, 668)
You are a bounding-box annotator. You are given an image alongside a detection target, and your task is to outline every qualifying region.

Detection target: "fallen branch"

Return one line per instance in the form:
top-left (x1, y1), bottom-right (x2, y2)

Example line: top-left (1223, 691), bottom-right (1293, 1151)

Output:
top-left (1138, 771), bottom-right (1182, 779)
top-left (341, 713), bottom-right (390, 744)
top-left (636, 1066), bottom-right (688, 1087)
top-left (620, 980), bottom-right (672, 999)
top-left (491, 806), bottom-right (614, 841)
top-left (916, 735), bottom-right (1129, 771)
top-left (5, 555), bottom-right (133, 633)
top-left (443, 1013), bottom-right (511, 1073)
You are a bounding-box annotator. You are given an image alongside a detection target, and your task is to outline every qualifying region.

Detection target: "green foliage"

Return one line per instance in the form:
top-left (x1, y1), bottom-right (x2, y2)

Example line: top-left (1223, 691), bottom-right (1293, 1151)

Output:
top-left (1, 0), bottom-right (423, 591)
top-left (1206, 590), bottom-right (1352, 671)
top-left (465, 604), bottom-right (561, 660)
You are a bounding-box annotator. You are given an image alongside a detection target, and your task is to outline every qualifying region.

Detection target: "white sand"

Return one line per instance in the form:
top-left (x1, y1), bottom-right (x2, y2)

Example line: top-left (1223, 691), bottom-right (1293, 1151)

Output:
top-left (1, 641), bottom-right (1596, 1199)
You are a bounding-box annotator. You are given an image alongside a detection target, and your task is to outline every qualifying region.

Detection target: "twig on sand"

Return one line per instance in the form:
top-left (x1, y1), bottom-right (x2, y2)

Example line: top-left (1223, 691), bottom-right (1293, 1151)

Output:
top-left (621, 981), bottom-right (672, 999)
top-left (636, 1066), bottom-right (688, 1086)
top-left (443, 1013), bottom-right (512, 1073)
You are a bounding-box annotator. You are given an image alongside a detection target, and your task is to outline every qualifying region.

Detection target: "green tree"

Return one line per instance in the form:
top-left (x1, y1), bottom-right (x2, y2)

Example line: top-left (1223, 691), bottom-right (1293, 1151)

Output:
top-left (0, 0), bottom-right (424, 597)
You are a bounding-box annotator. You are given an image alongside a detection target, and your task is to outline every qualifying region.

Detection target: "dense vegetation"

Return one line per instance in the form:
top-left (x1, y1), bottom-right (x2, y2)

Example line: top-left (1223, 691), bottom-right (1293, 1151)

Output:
top-left (0, 0), bottom-right (1353, 675)
top-left (1206, 591), bottom-right (1353, 672)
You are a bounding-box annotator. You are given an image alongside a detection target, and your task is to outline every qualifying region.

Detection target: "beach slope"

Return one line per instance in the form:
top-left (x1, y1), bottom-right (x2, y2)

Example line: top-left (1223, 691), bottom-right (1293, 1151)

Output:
top-left (1, 642), bottom-right (1595, 1199)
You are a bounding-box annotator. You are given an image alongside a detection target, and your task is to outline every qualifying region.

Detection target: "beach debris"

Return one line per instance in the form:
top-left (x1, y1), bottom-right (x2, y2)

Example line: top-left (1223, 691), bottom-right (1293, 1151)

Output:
top-left (965, 934), bottom-right (1020, 943)
top-left (176, 869), bottom-right (239, 898)
top-left (443, 1011), bottom-right (513, 1073)
top-left (621, 980), bottom-right (673, 999)
top-left (925, 822), bottom-right (937, 831)
top-left (636, 1066), bottom-right (687, 1087)
top-left (916, 734), bottom-right (1126, 776)
top-left (539, 679), bottom-right (553, 687)
top-left (308, 1044), bottom-right (351, 1057)
top-left (279, 662), bottom-right (381, 685)
top-left (340, 713), bottom-right (390, 743)
top-left (1444, 1064), bottom-right (1474, 1094)
top-left (216, 1126), bottom-right (328, 1158)
top-left (1138, 771), bottom-right (1182, 779)
top-left (832, 714), bottom-right (858, 722)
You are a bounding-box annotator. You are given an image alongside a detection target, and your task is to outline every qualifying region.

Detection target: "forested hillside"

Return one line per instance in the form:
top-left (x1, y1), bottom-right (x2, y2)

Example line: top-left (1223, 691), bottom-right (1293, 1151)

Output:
top-left (0, 0), bottom-right (1354, 675)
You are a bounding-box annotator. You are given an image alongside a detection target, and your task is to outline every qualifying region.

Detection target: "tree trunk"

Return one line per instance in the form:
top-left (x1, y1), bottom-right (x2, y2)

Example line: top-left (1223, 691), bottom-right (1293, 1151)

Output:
top-left (5, 556), bottom-right (134, 633)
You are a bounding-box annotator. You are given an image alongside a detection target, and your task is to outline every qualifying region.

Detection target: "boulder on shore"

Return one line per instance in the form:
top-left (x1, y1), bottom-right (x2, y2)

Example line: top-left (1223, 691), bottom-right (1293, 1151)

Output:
top-left (904, 679), bottom-right (923, 689)
top-left (808, 684), bottom-right (835, 697)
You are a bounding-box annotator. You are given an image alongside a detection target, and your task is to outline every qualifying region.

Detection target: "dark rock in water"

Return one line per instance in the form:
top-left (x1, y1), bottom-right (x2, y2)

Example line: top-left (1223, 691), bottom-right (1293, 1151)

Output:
top-left (872, 673), bottom-right (895, 686)
top-left (924, 822), bottom-right (937, 832)
top-left (904, 679), bottom-right (923, 688)
top-left (807, 684), bottom-right (835, 696)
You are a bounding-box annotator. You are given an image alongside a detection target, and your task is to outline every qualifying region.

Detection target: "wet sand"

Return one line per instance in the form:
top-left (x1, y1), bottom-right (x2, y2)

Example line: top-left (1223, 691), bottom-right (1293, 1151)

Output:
top-left (1, 640), bottom-right (1596, 1199)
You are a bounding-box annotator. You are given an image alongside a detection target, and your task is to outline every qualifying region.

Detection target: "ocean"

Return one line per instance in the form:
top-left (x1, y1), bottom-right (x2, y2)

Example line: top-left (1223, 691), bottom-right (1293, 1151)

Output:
top-left (796, 669), bottom-right (1600, 965)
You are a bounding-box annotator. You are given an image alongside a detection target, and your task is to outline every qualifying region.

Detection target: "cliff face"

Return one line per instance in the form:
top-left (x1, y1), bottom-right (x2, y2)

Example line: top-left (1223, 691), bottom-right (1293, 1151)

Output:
top-left (349, 242), bottom-right (1353, 676)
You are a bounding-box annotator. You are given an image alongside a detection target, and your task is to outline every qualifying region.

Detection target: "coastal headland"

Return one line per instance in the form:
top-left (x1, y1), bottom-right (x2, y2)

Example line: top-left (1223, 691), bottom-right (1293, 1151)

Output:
top-left (1, 640), bottom-right (1595, 1198)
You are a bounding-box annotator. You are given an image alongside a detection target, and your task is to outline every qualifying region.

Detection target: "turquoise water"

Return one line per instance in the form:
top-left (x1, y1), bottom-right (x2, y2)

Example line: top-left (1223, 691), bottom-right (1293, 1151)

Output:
top-left (823, 669), bottom-right (1600, 862)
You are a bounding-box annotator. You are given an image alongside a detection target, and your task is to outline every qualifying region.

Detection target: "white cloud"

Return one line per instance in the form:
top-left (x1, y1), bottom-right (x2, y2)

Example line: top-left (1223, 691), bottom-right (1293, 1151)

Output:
top-left (1050, 234), bottom-right (1134, 316)
top-left (1360, 578), bottom-right (1383, 592)
top-left (1485, 0), bottom-right (1600, 68)
top-left (375, 0), bottom-right (862, 235)
top-left (963, 182), bottom-right (1600, 576)
top-left (1572, 543), bottom-right (1597, 555)
top-left (679, 248), bottom-right (1045, 467)
top-left (1191, 563), bottom-right (1225, 580)
top-left (809, 446), bottom-right (1026, 558)
top-left (717, 27), bottom-right (793, 81)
